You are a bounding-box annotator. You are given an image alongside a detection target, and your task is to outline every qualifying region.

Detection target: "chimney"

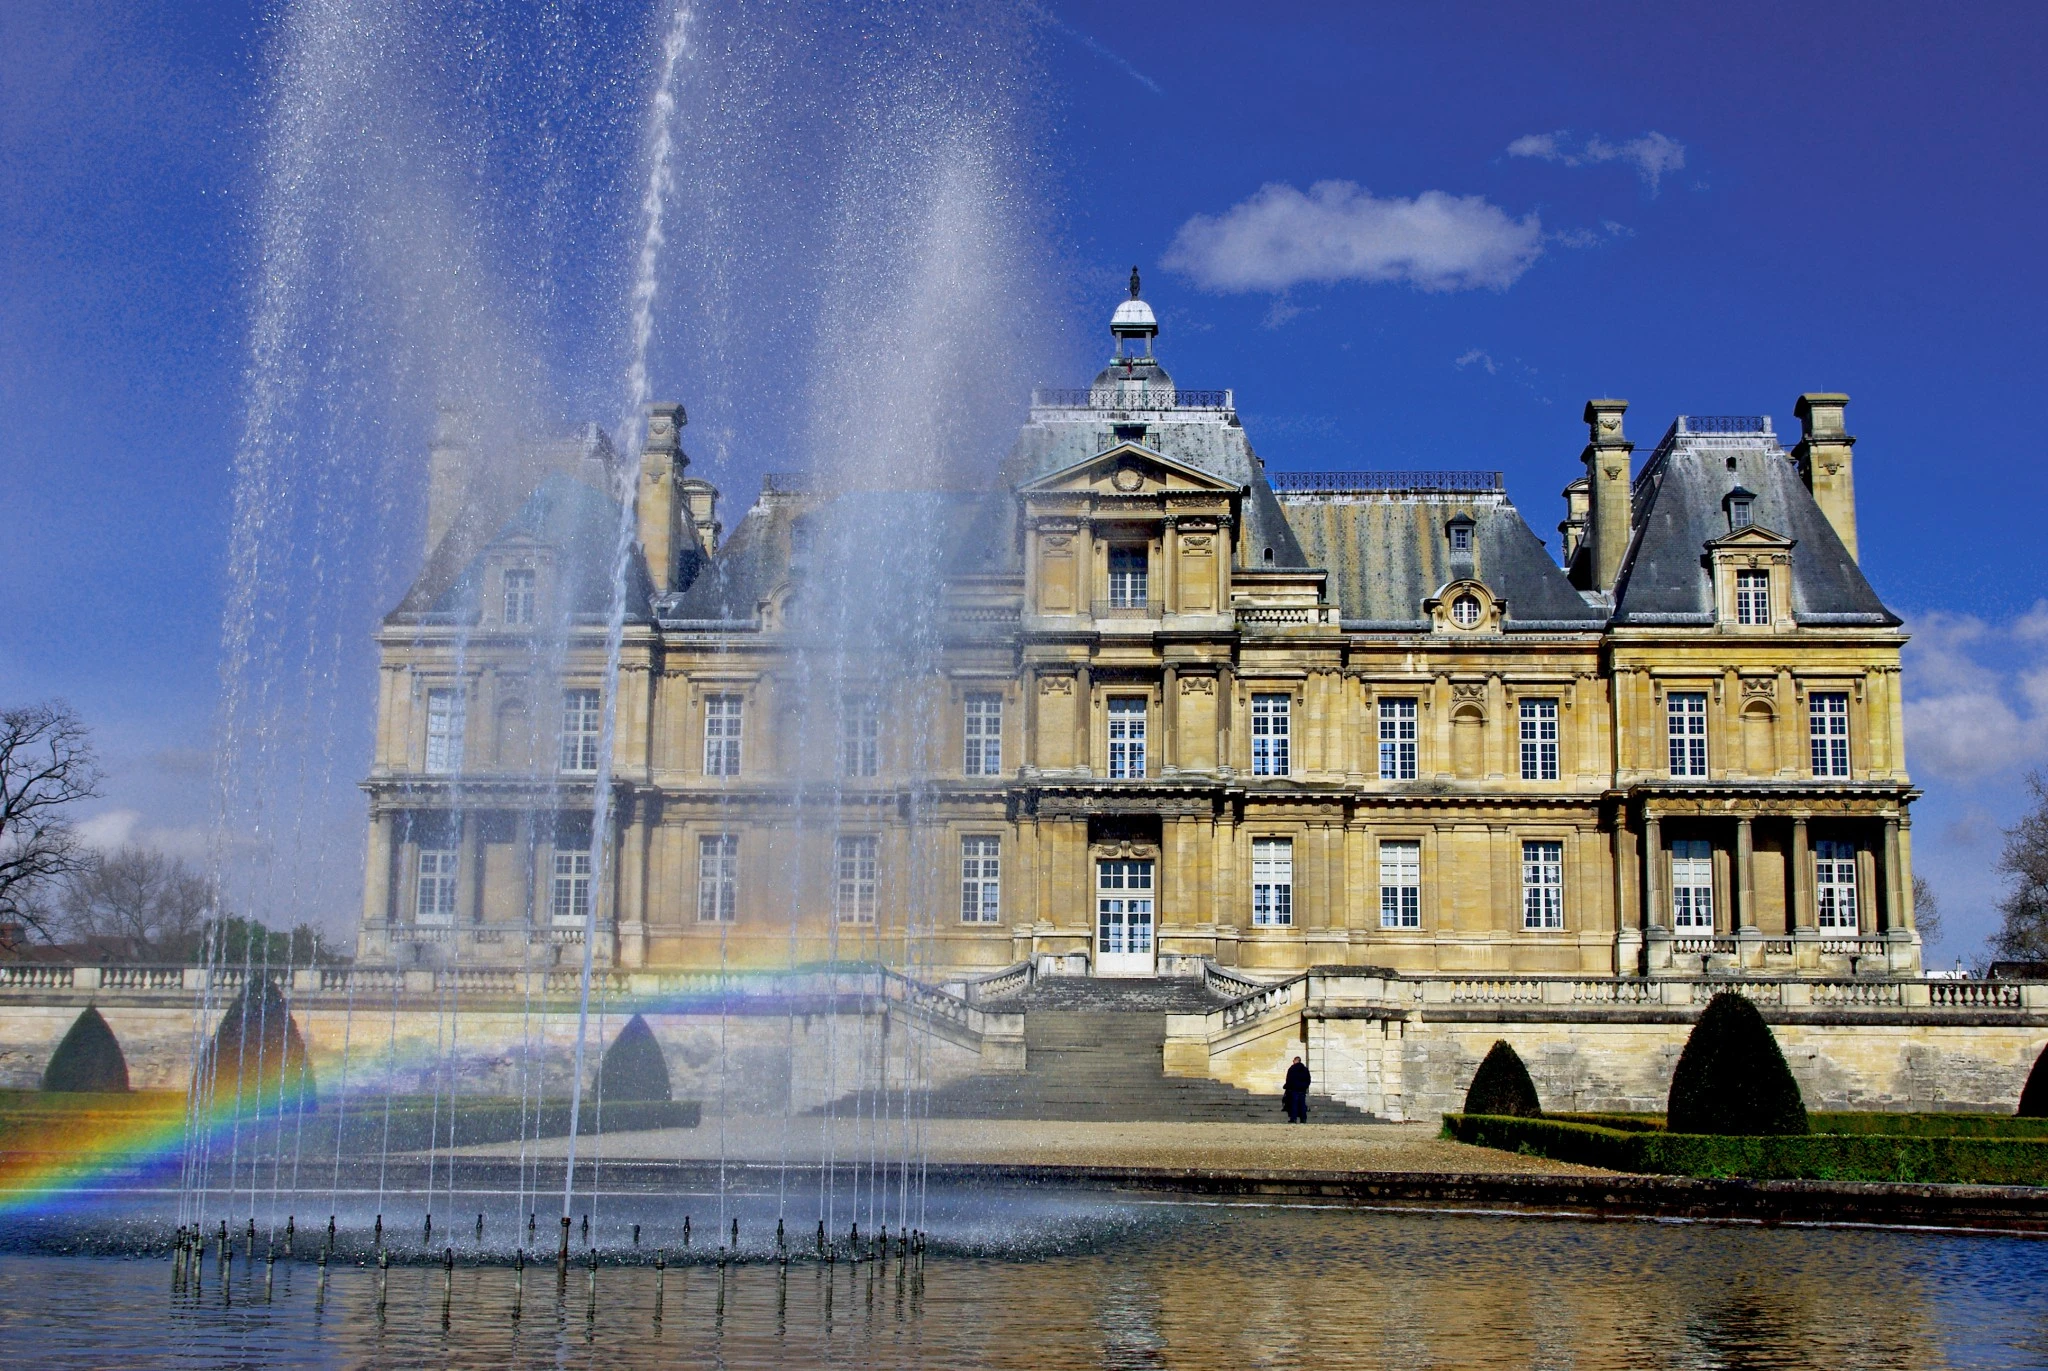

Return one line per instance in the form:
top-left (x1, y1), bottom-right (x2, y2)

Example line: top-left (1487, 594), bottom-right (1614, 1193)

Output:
top-left (1581, 399), bottom-right (1633, 592)
top-left (638, 403), bottom-right (688, 592)
top-left (1558, 476), bottom-right (1590, 564)
top-left (1793, 392), bottom-right (1857, 561)
top-left (424, 405), bottom-right (469, 556)
top-left (678, 476), bottom-right (721, 556)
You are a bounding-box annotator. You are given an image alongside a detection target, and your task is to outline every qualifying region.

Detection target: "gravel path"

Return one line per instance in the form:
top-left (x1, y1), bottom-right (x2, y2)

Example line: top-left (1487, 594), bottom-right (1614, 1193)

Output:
top-left (453, 1117), bottom-right (1610, 1176)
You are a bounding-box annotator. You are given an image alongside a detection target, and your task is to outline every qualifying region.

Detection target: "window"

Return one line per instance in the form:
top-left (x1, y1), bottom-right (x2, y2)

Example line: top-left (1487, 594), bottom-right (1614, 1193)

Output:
top-left (703, 694), bottom-right (743, 777)
top-left (1810, 692), bottom-right (1850, 778)
top-left (1450, 523), bottom-right (1472, 553)
top-left (1379, 841), bottom-right (1421, 929)
top-left (1451, 594), bottom-right (1482, 627)
top-left (1521, 840), bottom-right (1564, 930)
top-left (1519, 699), bottom-right (1559, 781)
top-left (697, 834), bottom-right (738, 923)
top-left (1378, 698), bottom-right (1418, 780)
top-left (1729, 496), bottom-right (1753, 529)
top-left (1736, 569), bottom-right (1770, 626)
top-left (415, 849), bottom-right (458, 923)
top-left (1816, 839), bottom-right (1859, 929)
top-left (834, 836), bottom-right (878, 923)
top-left (1671, 839), bottom-right (1715, 931)
top-left (840, 695), bottom-right (879, 778)
top-left (1108, 697), bottom-right (1147, 778)
top-left (960, 836), bottom-right (1001, 923)
top-left (1667, 692), bottom-right (1709, 778)
top-left (560, 689), bottom-right (602, 773)
top-left (550, 848), bottom-right (592, 924)
top-left (963, 694), bottom-right (1002, 776)
top-left (1251, 838), bottom-right (1293, 927)
top-left (1107, 546), bottom-right (1149, 609)
top-left (1251, 694), bottom-right (1291, 776)
top-left (425, 687), bottom-right (464, 774)
top-left (502, 568), bottom-right (536, 626)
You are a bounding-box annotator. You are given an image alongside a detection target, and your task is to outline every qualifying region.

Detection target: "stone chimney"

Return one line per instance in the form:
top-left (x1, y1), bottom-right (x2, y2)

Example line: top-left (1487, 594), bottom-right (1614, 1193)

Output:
top-left (1793, 392), bottom-right (1857, 561)
top-left (1581, 399), bottom-right (1633, 592)
top-left (424, 405), bottom-right (468, 556)
top-left (1558, 476), bottom-right (1590, 564)
top-left (638, 403), bottom-right (688, 592)
top-left (678, 476), bottom-right (721, 556)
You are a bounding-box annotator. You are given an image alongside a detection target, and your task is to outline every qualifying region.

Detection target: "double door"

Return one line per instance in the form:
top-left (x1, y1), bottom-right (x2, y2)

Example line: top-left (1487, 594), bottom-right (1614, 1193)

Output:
top-left (1096, 859), bottom-right (1155, 977)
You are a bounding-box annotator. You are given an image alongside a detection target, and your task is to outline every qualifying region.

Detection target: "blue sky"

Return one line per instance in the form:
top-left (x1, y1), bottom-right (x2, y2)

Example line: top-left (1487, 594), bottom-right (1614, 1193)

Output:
top-left (3, 0), bottom-right (2045, 957)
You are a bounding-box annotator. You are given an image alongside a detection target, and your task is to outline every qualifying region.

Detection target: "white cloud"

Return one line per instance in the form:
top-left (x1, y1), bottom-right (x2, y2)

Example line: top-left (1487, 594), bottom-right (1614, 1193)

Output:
top-left (1162, 181), bottom-right (1544, 294)
top-left (73, 807), bottom-right (212, 862)
top-left (1454, 348), bottom-right (1498, 375)
top-left (1508, 130), bottom-right (1687, 193)
top-left (1901, 605), bottom-right (2048, 782)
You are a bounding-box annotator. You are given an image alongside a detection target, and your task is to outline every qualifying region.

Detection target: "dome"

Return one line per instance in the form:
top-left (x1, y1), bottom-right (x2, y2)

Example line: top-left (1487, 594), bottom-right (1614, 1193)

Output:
top-left (1111, 298), bottom-right (1157, 331)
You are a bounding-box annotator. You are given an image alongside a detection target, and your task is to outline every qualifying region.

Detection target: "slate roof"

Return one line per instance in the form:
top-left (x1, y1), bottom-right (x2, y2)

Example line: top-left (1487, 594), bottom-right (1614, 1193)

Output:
top-left (1280, 489), bottom-right (1608, 631)
top-left (394, 472), bottom-right (653, 625)
top-left (1611, 428), bottom-right (1898, 627)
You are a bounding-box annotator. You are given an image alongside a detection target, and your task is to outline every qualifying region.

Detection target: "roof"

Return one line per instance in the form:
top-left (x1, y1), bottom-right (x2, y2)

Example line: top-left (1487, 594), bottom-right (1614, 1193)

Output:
top-left (1612, 426), bottom-right (1898, 627)
top-left (1279, 486), bottom-right (1607, 631)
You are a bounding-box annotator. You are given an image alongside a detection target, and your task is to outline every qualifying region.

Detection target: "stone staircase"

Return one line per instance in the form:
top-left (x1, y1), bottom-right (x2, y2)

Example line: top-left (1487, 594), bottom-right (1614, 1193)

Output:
top-left (836, 977), bottom-right (1380, 1124)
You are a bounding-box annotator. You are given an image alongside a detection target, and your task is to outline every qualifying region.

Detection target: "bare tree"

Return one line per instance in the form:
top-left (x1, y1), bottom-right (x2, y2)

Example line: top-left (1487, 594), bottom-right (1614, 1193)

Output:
top-left (59, 846), bottom-right (215, 959)
top-left (1912, 874), bottom-right (1942, 949)
top-left (1993, 772), bottom-right (2048, 962)
top-left (0, 701), bottom-right (103, 938)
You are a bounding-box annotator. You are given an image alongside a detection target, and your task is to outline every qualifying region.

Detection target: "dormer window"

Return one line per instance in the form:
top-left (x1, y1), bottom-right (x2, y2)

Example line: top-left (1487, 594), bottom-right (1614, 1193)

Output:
top-left (1736, 569), bottom-right (1769, 626)
top-left (1113, 424), bottom-right (1147, 446)
top-left (1446, 513), bottom-right (1475, 554)
top-left (1724, 487), bottom-right (1756, 532)
top-left (503, 568), bottom-right (536, 626)
top-left (1451, 594), bottom-right (1482, 627)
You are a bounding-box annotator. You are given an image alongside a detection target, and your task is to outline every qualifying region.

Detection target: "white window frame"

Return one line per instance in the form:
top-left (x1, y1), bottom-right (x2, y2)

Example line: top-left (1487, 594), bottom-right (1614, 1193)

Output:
top-left (1250, 694), bottom-right (1291, 777)
top-left (1816, 839), bottom-right (1859, 930)
top-left (502, 568), bottom-right (536, 626)
top-left (1809, 692), bottom-right (1850, 778)
top-left (1736, 569), bottom-right (1769, 626)
top-left (1521, 840), bottom-right (1564, 930)
top-left (1107, 545), bottom-right (1149, 609)
top-left (425, 687), bottom-right (465, 775)
top-left (963, 694), bottom-right (1002, 777)
top-left (1378, 698), bottom-right (1418, 780)
top-left (1518, 698), bottom-right (1558, 781)
top-left (415, 848), bottom-right (458, 924)
top-left (1671, 838), bottom-right (1715, 931)
top-left (550, 848), bottom-right (592, 925)
top-left (1107, 697), bottom-right (1147, 779)
top-left (1451, 594), bottom-right (1482, 627)
top-left (703, 693), bottom-right (743, 777)
top-left (834, 836), bottom-right (879, 924)
top-left (560, 689), bottom-right (602, 774)
top-left (1251, 837), bottom-right (1293, 927)
top-left (960, 836), bottom-right (1001, 924)
top-left (1378, 840), bottom-right (1421, 929)
top-left (1667, 692), bottom-right (1709, 778)
top-left (840, 694), bottom-right (879, 778)
top-left (697, 834), bottom-right (738, 923)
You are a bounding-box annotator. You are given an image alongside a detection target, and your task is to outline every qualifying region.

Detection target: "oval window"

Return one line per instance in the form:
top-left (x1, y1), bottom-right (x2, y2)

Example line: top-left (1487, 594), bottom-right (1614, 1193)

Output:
top-left (1451, 594), bottom-right (1482, 627)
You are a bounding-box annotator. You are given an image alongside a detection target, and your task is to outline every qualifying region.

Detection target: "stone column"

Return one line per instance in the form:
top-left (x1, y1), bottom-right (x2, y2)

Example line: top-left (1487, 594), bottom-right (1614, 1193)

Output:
top-left (1074, 664), bottom-right (1092, 775)
top-left (1882, 817), bottom-right (1905, 934)
top-left (1790, 817), bottom-right (1813, 930)
top-left (362, 809), bottom-right (395, 930)
top-left (1162, 663), bottom-right (1179, 772)
top-left (1643, 812), bottom-right (1671, 972)
top-left (1161, 516), bottom-right (1178, 615)
top-left (1735, 817), bottom-right (1756, 931)
top-left (1217, 664), bottom-right (1234, 773)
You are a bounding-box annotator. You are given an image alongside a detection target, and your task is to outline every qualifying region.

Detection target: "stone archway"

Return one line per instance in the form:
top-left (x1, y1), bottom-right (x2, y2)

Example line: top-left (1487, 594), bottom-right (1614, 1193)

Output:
top-left (41, 1006), bottom-right (130, 1092)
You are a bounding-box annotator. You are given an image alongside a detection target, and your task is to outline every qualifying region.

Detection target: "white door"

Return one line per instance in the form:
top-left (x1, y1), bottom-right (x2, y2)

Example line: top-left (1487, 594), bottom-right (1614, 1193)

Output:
top-left (1096, 859), bottom-right (1155, 977)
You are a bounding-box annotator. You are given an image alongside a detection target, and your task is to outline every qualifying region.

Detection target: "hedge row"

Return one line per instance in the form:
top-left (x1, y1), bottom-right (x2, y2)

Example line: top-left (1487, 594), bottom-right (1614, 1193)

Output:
top-left (1445, 1112), bottom-right (2048, 1185)
top-left (1540, 1111), bottom-right (2048, 1140)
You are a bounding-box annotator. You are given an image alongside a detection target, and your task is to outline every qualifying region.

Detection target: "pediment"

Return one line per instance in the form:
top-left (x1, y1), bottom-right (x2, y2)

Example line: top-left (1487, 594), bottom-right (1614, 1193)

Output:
top-left (1016, 443), bottom-right (1240, 498)
top-left (1703, 524), bottom-right (1796, 552)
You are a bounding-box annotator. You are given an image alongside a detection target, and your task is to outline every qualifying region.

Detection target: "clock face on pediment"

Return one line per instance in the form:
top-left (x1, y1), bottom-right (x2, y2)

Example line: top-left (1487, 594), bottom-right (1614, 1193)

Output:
top-left (1016, 442), bottom-right (1238, 499)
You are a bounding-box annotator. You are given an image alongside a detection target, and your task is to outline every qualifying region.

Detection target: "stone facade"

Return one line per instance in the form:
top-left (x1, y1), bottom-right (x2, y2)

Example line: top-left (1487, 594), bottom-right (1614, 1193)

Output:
top-left (356, 287), bottom-right (1917, 984)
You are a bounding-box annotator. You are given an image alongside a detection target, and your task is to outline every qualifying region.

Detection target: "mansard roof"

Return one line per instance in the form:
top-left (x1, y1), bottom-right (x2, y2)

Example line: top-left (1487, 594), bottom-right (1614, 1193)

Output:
top-left (1277, 478), bottom-right (1608, 631)
top-left (1611, 424), bottom-right (1898, 628)
top-left (394, 471), bottom-right (654, 625)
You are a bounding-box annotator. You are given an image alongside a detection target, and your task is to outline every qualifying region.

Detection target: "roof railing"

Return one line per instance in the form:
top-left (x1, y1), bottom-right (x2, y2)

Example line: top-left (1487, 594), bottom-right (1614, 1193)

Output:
top-left (1030, 386), bottom-right (1233, 411)
top-left (1269, 470), bottom-right (1504, 494)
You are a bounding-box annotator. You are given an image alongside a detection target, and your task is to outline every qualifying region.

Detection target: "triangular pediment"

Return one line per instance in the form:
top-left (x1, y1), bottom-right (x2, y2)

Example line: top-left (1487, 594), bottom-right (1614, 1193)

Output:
top-left (1704, 523), bottom-right (1796, 552)
top-left (1016, 442), bottom-right (1240, 497)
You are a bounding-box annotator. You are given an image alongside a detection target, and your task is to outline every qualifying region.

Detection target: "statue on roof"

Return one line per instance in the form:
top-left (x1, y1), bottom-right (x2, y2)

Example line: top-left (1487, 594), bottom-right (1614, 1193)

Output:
top-left (1130, 265), bottom-right (1141, 300)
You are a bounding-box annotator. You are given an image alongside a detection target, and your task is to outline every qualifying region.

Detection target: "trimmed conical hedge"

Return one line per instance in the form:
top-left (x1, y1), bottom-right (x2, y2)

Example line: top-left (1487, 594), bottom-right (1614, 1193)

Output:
top-left (41, 1007), bottom-right (130, 1092)
top-left (2018, 1042), bottom-right (2048, 1117)
top-left (1463, 1039), bottom-right (1542, 1118)
top-left (596, 1014), bottom-right (671, 1102)
top-left (1666, 992), bottom-right (1808, 1135)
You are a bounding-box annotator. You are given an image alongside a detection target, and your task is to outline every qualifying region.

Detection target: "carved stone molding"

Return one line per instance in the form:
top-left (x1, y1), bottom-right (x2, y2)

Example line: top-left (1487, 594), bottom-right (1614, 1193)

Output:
top-left (1180, 675), bottom-right (1216, 696)
top-left (1039, 675), bottom-right (1074, 696)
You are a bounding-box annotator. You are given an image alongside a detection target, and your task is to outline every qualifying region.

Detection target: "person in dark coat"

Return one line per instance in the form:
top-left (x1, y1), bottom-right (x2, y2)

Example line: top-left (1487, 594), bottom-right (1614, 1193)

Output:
top-left (1282, 1056), bottom-right (1311, 1123)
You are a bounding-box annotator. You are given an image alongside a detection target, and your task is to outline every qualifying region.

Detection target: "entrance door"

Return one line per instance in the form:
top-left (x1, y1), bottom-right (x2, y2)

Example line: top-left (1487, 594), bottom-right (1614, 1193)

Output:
top-left (1096, 859), bottom-right (1155, 977)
